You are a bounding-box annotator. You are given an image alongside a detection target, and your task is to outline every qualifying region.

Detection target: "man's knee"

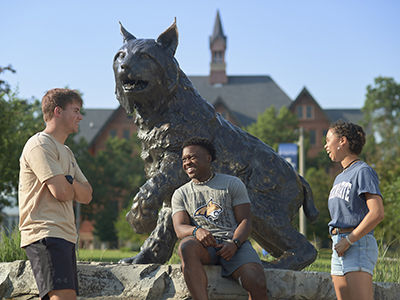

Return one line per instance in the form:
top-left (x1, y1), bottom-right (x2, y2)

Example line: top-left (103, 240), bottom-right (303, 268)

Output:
top-left (178, 237), bottom-right (203, 257)
top-left (240, 274), bottom-right (268, 299)
top-left (234, 264), bottom-right (267, 293)
top-left (178, 238), bottom-right (195, 258)
top-left (178, 238), bottom-right (211, 266)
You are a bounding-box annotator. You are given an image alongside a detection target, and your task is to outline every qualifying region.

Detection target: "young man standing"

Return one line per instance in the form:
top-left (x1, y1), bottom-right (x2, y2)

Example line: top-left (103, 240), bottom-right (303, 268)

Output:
top-left (19, 88), bottom-right (93, 300)
top-left (172, 137), bottom-right (269, 300)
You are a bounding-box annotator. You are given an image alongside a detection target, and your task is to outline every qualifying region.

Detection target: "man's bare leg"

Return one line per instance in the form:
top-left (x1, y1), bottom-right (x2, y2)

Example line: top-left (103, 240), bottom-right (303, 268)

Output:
top-left (47, 289), bottom-right (76, 300)
top-left (231, 263), bottom-right (269, 300)
top-left (178, 238), bottom-right (211, 300)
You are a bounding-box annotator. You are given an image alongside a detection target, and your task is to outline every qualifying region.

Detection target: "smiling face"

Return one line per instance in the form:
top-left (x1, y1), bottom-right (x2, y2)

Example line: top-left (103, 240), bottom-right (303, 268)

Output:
top-left (181, 145), bottom-right (213, 183)
top-left (324, 128), bottom-right (343, 162)
top-left (59, 101), bottom-right (83, 135)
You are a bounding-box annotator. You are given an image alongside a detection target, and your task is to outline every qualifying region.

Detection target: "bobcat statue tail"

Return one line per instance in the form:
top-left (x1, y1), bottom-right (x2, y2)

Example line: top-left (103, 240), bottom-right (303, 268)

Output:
top-left (300, 176), bottom-right (319, 223)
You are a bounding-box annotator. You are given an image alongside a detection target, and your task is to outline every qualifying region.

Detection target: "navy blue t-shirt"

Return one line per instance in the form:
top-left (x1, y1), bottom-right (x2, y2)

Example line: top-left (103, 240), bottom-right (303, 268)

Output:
top-left (328, 161), bottom-right (382, 235)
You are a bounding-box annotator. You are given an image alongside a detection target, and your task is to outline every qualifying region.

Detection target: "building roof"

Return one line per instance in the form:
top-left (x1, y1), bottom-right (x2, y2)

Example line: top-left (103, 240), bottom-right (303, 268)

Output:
top-left (325, 109), bottom-right (364, 124)
top-left (189, 75), bottom-right (293, 127)
top-left (74, 108), bottom-right (116, 146)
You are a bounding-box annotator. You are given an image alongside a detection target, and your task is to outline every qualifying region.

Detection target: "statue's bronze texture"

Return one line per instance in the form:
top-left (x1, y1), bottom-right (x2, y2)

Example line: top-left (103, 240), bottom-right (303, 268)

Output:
top-left (113, 20), bottom-right (319, 270)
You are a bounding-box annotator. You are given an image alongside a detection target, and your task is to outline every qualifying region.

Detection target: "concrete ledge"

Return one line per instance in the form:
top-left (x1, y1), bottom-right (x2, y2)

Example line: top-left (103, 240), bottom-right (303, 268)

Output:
top-left (1, 260), bottom-right (399, 299)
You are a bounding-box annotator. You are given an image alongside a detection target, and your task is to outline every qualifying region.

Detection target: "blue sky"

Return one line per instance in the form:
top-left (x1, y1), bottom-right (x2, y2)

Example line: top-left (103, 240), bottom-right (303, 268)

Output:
top-left (1, 0), bottom-right (399, 110)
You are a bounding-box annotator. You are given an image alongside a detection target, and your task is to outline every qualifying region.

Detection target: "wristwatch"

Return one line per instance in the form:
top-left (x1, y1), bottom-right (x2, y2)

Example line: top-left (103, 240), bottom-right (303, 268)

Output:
top-left (65, 175), bottom-right (74, 185)
top-left (232, 238), bottom-right (241, 249)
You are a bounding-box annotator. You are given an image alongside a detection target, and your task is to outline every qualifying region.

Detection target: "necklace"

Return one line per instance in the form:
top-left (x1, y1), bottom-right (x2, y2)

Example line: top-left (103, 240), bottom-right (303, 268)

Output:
top-left (193, 173), bottom-right (214, 185)
top-left (343, 158), bottom-right (360, 171)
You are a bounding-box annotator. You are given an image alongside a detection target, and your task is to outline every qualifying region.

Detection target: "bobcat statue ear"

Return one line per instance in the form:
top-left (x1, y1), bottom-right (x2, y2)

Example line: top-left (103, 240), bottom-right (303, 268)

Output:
top-left (156, 18), bottom-right (178, 57)
top-left (119, 21), bottom-right (136, 43)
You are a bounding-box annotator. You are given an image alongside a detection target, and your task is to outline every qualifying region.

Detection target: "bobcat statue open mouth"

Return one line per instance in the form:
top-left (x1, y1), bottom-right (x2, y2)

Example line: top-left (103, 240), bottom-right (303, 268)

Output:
top-left (123, 79), bottom-right (148, 92)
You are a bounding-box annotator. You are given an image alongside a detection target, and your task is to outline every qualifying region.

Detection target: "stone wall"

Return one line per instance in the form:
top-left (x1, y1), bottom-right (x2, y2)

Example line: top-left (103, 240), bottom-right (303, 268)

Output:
top-left (1, 260), bottom-right (399, 300)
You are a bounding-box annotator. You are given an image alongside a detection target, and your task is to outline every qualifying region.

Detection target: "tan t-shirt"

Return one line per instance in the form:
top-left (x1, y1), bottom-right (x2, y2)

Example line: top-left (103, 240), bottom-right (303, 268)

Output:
top-left (18, 132), bottom-right (88, 247)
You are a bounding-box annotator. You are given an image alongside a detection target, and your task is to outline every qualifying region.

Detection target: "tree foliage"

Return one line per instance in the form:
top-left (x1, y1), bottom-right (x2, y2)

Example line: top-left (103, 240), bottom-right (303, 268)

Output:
top-left (305, 166), bottom-right (335, 246)
top-left (369, 156), bottom-right (400, 243)
top-left (361, 76), bottom-right (400, 160)
top-left (114, 206), bottom-right (148, 251)
top-left (244, 105), bottom-right (299, 151)
top-left (361, 76), bottom-right (400, 243)
top-left (0, 65), bottom-right (16, 94)
top-left (68, 134), bottom-right (146, 244)
top-left (0, 72), bottom-right (44, 216)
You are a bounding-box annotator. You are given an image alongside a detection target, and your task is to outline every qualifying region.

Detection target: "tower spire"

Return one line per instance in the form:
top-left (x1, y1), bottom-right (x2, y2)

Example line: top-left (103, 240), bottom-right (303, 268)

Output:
top-left (209, 10), bottom-right (227, 85)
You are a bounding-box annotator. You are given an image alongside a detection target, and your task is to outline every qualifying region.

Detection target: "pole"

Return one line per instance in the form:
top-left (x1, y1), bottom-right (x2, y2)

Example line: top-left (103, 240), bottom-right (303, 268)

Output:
top-left (75, 202), bottom-right (81, 250)
top-left (298, 127), bottom-right (306, 236)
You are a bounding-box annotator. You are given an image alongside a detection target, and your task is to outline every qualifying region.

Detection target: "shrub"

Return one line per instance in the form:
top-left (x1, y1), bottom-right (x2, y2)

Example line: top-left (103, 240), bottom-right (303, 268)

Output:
top-left (0, 227), bottom-right (27, 262)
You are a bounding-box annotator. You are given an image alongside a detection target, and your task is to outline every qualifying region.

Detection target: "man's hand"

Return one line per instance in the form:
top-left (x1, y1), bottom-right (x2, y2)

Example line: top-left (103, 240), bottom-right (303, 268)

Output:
top-left (216, 242), bottom-right (237, 261)
top-left (195, 228), bottom-right (217, 248)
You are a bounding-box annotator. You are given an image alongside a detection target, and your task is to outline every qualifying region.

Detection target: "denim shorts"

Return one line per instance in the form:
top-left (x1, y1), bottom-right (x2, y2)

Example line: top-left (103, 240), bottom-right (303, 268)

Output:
top-left (208, 240), bottom-right (262, 277)
top-left (331, 233), bottom-right (378, 276)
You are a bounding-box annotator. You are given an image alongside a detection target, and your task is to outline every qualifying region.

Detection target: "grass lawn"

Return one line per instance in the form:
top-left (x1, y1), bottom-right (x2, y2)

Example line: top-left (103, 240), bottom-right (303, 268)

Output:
top-left (77, 249), bottom-right (139, 263)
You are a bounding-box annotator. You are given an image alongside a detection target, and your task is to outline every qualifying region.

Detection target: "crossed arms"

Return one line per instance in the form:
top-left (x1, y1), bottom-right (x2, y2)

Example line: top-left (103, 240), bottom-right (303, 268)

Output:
top-left (45, 174), bottom-right (92, 204)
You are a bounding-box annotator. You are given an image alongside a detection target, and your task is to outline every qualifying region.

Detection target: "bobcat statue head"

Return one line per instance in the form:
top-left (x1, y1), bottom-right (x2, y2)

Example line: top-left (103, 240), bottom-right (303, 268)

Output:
top-left (113, 19), bottom-right (180, 116)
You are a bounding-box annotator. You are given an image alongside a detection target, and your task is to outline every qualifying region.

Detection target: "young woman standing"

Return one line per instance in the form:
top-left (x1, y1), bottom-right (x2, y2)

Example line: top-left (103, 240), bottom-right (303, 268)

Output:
top-left (324, 120), bottom-right (384, 300)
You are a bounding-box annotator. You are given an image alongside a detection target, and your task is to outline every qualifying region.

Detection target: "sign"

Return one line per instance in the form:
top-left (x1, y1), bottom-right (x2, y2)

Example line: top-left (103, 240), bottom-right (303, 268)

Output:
top-left (278, 143), bottom-right (298, 171)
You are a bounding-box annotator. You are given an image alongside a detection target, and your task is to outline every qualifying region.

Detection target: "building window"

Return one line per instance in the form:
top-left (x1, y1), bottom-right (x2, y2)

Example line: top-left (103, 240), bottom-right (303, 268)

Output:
top-left (306, 106), bottom-right (313, 119)
top-left (323, 129), bottom-right (328, 141)
top-left (309, 130), bottom-right (316, 145)
top-left (110, 129), bottom-right (117, 137)
top-left (213, 51), bottom-right (222, 63)
top-left (297, 106), bottom-right (303, 119)
top-left (123, 129), bottom-right (130, 140)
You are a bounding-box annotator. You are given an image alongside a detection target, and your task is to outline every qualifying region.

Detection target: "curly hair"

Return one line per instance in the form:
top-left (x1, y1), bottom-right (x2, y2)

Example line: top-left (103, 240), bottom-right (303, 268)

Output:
top-left (182, 137), bottom-right (217, 162)
top-left (330, 120), bottom-right (366, 155)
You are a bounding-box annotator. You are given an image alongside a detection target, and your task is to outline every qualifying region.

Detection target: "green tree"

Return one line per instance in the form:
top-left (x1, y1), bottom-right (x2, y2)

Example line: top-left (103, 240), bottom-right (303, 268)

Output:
top-left (76, 135), bottom-right (146, 245)
top-left (244, 105), bottom-right (299, 151)
top-left (0, 87), bottom-right (44, 217)
top-left (370, 156), bottom-right (400, 243)
top-left (305, 166), bottom-right (335, 246)
top-left (115, 206), bottom-right (148, 251)
top-left (361, 76), bottom-right (400, 244)
top-left (0, 65), bottom-right (16, 93)
top-left (362, 76), bottom-right (400, 160)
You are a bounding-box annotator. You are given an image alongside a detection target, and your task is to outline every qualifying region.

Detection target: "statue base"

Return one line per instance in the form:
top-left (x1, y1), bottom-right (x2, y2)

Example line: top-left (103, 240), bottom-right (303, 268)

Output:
top-left (1, 261), bottom-right (399, 299)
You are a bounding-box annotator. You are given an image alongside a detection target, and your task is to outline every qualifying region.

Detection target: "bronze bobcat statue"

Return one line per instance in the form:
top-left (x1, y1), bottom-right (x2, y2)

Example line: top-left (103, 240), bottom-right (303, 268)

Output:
top-left (113, 20), bottom-right (319, 270)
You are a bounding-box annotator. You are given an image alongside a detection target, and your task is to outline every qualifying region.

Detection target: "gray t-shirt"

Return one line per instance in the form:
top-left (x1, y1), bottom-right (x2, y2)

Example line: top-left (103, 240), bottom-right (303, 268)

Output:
top-left (171, 173), bottom-right (250, 241)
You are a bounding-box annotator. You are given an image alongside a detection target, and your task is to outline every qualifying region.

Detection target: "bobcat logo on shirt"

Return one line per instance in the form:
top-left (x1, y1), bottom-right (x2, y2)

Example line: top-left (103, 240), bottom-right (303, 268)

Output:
top-left (194, 198), bottom-right (223, 220)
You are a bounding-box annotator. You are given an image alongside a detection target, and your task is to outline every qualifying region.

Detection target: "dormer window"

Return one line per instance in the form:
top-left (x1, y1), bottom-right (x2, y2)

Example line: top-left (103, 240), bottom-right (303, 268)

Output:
top-left (296, 105), bottom-right (314, 120)
top-left (306, 105), bottom-right (313, 119)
